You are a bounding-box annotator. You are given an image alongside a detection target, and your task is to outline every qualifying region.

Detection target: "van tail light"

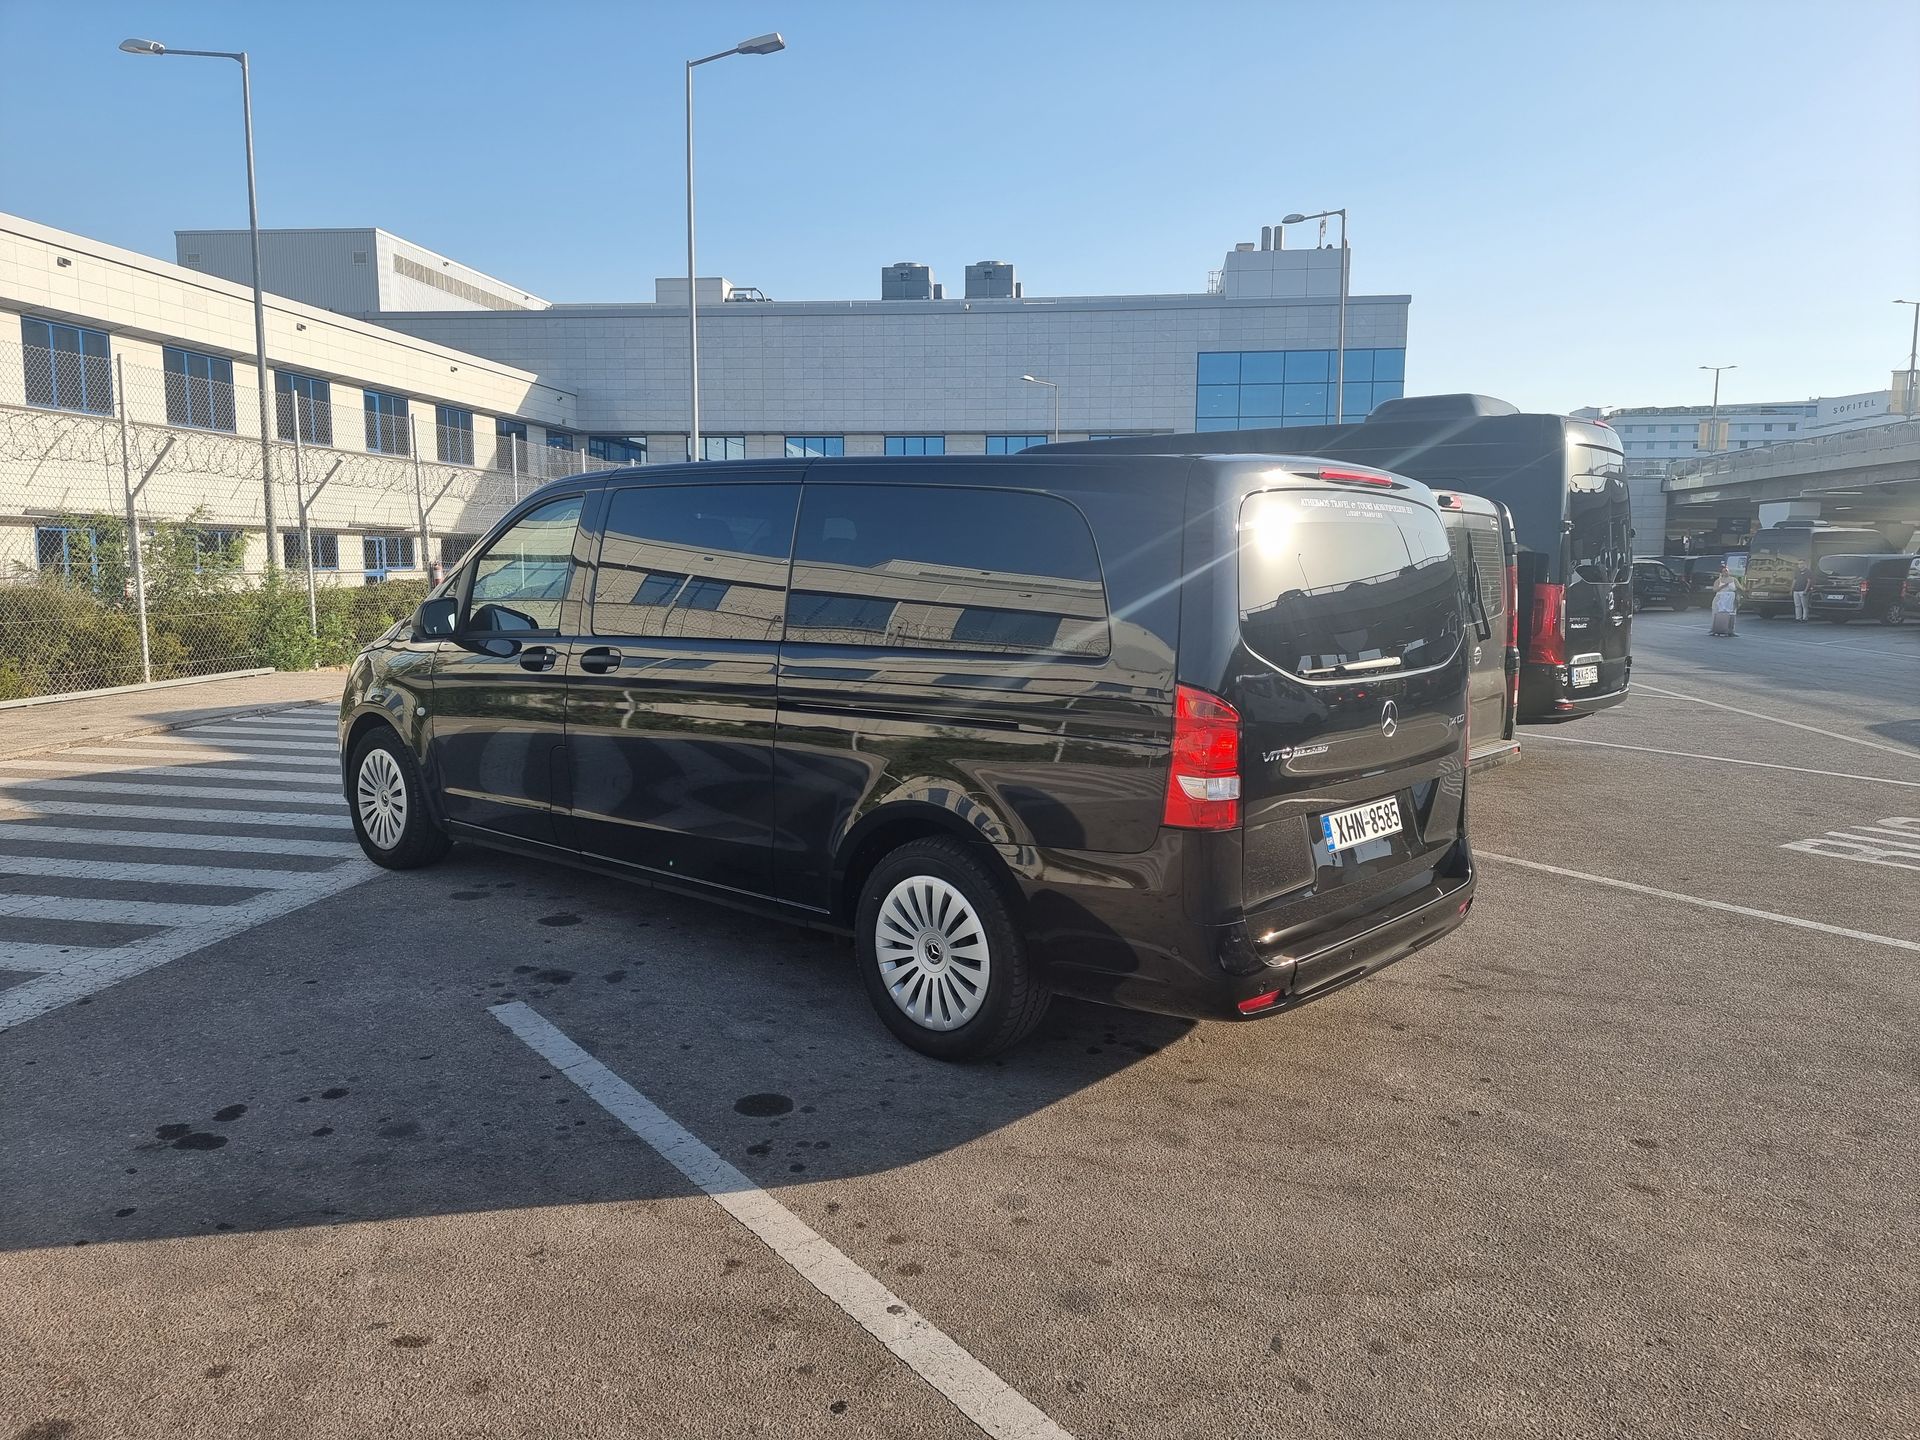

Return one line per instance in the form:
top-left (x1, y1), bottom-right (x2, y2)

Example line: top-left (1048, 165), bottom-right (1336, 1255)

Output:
top-left (1505, 562), bottom-right (1521, 726)
top-left (1163, 684), bottom-right (1241, 831)
top-left (1237, 990), bottom-right (1282, 1015)
top-left (1505, 563), bottom-right (1519, 651)
top-left (1526, 583), bottom-right (1567, 667)
top-left (1315, 467), bottom-right (1396, 487)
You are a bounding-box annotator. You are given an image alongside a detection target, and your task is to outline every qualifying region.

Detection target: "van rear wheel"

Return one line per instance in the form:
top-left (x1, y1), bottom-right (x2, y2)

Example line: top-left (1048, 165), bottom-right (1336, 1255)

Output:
top-left (855, 837), bottom-right (1049, 1060)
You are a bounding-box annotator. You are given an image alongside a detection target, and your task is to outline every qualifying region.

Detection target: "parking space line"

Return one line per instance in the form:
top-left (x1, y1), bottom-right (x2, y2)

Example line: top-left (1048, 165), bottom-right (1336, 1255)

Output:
top-left (0, 777), bottom-right (345, 808)
top-left (1479, 851), bottom-right (1920, 954)
top-left (0, 825), bottom-right (359, 857)
top-left (1526, 733), bottom-right (1920, 789)
top-left (0, 798), bottom-right (350, 830)
top-left (64, 746), bottom-right (338, 768)
top-left (0, 855), bottom-right (332, 887)
top-left (0, 758), bottom-right (340, 786)
top-left (489, 1002), bottom-right (1075, 1440)
top-left (1632, 682), bottom-right (1916, 761)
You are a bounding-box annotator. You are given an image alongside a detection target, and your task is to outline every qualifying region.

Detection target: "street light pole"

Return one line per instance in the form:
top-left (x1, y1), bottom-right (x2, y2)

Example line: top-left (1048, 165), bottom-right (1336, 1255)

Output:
top-left (1700, 364), bottom-right (1737, 453)
top-left (1282, 209), bottom-right (1349, 421)
top-left (685, 32), bottom-right (785, 462)
top-left (1021, 374), bottom-right (1059, 440)
top-left (121, 38), bottom-right (279, 567)
top-left (1896, 300), bottom-right (1920, 418)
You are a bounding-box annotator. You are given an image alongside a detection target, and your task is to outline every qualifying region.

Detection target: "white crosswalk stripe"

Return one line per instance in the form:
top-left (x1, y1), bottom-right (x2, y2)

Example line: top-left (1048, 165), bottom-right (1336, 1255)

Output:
top-left (0, 703), bottom-right (379, 1032)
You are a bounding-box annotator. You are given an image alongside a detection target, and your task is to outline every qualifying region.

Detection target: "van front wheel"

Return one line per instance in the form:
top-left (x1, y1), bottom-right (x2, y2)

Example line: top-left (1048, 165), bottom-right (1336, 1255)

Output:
top-left (347, 727), bottom-right (450, 870)
top-left (855, 837), bottom-right (1049, 1060)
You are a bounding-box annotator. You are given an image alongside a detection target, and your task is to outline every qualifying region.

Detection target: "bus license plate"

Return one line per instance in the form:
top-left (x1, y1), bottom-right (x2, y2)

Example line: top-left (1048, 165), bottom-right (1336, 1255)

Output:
top-left (1572, 664), bottom-right (1600, 688)
top-left (1322, 797), bottom-right (1402, 854)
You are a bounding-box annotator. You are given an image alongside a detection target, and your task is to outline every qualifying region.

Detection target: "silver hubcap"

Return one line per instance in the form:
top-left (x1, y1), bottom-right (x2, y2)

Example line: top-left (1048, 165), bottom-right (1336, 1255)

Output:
top-left (876, 875), bottom-right (990, 1031)
top-left (357, 748), bottom-right (408, 850)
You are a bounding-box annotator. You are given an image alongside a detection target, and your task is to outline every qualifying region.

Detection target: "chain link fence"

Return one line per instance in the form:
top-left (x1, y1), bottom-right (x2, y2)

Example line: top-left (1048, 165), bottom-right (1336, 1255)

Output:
top-left (0, 338), bottom-right (607, 699)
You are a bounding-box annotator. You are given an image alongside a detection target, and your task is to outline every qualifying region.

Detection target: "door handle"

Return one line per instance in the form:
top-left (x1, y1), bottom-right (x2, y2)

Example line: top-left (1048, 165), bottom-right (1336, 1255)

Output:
top-left (518, 645), bottom-right (559, 673)
top-left (578, 646), bottom-right (622, 675)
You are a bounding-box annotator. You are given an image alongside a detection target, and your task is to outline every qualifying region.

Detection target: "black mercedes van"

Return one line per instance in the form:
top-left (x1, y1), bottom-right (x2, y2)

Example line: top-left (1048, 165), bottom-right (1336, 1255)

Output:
top-left (340, 454), bottom-right (1476, 1058)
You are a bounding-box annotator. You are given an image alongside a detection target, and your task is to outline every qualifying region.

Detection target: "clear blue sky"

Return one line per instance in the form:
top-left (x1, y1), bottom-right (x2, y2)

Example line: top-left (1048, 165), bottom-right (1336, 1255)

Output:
top-left (3, 0), bottom-right (1915, 413)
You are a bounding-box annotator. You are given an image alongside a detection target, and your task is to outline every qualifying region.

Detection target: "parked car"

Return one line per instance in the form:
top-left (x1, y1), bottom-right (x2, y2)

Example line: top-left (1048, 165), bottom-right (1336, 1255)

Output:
top-left (1631, 559), bottom-right (1691, 612)
top-left (1806, 553), bottom-right (1915, 625)
top-left (340, 453), bottom-right (1478, 1058)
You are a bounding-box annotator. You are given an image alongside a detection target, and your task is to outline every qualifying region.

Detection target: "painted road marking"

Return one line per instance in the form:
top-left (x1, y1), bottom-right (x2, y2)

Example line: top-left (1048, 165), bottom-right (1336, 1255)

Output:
top-left (1478, 852), bottom-right (1920, 955)
top-left (0, 798), bottom-right (352, 830)
top-left (1633, 682), bottom-right (1916, 761)
top-left (1528, 733), bottom-right (1920, 789)
top-left (0, 825), bottom-right (357, 858)
top-left (1782, 816), bottom-right (1920, 873)
top-left (0, 758), bottom-right (340, 786)
top-left (111, 733), bottom-right (339, 753)
top-left (490, 1002), bottom-right (1075, 1440)
top-left (59, 745), bottom-right (338, 768)
top-left (0, 855), bottom-right (334, 888)
top-left (0, 775), bottom-right (345, 807)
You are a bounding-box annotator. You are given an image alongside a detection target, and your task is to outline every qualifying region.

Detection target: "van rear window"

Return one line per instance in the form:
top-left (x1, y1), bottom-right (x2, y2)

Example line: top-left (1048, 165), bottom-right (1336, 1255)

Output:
top-left (1238, 491), bottom-right (1460, 679)
top-left (1816, 555), bottom-right (1876, 577)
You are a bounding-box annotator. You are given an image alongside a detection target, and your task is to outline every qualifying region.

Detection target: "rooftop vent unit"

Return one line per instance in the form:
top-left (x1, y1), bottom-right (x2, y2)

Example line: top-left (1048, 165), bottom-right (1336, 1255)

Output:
top-left (964, 260), bottom-right (1017, 300)
top-left (882, 262), bottom-right (934, 300)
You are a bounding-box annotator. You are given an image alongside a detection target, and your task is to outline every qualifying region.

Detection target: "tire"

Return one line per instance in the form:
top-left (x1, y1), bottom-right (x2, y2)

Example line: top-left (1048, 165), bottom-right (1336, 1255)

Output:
top-left (854, 837), bottom-right (1049, 1060)
top-left (346, 726), bottom-right (451, 870)
top-left (1883, 602), bottom-right (1905, 626)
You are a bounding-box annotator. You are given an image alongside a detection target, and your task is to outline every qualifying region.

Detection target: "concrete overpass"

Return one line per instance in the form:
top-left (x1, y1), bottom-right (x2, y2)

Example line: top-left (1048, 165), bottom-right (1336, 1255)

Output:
top-left (1663, 418), bottom-right (1920, 548)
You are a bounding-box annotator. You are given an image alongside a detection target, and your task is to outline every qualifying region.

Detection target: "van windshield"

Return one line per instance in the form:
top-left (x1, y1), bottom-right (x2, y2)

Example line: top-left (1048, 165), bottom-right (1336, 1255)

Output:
top-left (1238, 490), bottom-right (1461, 679)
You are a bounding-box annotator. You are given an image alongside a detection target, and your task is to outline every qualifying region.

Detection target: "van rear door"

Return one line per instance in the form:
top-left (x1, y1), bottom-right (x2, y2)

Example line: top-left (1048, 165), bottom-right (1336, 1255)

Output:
top-left (1229, 486), bottom-right (1468, 906)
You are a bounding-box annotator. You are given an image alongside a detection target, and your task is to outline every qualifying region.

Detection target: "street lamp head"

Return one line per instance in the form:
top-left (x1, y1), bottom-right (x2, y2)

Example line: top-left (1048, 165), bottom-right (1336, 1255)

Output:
top-left (1281, 213), bottom-right (1308, 225)
top-left (119, 37), bottom-right (166, 55)
top-left (736, 32), bottom-right (786, 55)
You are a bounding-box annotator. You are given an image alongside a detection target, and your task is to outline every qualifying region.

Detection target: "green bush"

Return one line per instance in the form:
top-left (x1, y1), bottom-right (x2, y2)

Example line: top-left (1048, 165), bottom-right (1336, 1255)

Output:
top-left (0, 529), bottom-right (432, 699)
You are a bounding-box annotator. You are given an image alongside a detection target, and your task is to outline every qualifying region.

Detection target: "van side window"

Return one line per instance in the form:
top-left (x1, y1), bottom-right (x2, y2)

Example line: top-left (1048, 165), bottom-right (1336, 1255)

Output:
top-left (592, 484), bottom-right (798, 641)
top-left (466, 495), bottom-right (584, 633)
top-left (786, 483), bottom-right (1108, 657)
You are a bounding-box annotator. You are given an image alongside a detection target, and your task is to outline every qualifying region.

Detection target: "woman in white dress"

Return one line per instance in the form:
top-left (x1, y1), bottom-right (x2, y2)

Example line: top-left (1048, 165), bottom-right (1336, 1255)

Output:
top-left (1710, 564), bottom-right (1739, 637)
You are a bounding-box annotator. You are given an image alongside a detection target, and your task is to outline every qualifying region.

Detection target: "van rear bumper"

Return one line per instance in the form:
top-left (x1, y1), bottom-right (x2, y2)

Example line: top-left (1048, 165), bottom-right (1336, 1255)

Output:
top-left (1020, 832), bottom-right (1475, 1023)
top-left (1518, 660), bottom-right (1628, 720)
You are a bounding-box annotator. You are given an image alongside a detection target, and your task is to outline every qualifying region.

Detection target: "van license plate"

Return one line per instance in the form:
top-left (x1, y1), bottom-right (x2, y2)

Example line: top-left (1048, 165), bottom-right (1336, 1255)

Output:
top-left (1572, 664), bottom-right (1599, 688)
top-left (1321, 797), bottom-right (1402, 854)
top-left (1823, 593), bottom-right (1847, 602)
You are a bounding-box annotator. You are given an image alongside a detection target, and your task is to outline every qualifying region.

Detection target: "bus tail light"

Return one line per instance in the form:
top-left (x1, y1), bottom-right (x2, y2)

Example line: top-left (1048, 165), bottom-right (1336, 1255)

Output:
top-left (1526, 583), bottom-right (1567, 667)
top-left (1163, 684), bottom-right (1241, 831)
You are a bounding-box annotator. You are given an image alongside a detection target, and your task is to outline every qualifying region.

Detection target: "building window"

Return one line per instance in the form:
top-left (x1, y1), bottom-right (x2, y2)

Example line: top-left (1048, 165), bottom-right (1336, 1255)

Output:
top-left (364, 390), bottom-right (411, 455)
top-left (884, 435), bottom-right (945, 456)
top-left (362, 534), bottom-right (417, 581)
top-left (190, 527), bottom-right (244, 571)
top-left (588, 436), bottom-right (646, 466)
top-left (34, 524), bottom-right (102, 579)
top-left (785, 435), bottom-right (845, 458)
top-left (1195, 348), bottom-right (1406, 430)
top-left (701, 435), bottom-right (746, 461)
top-left (495, 418), bottom-right (528, 471)
top-left (21, 317), bottom-right (112, 415)
top-left (163, 346), bottom-right (236, 432)
top-left (545, 429), bottom-right (577, 451)
top-left (283, 531), bottom-right (340, 570)
top-left (985, 435), bottom-right (1048, 455)
top-left (275, 372), bottom-right (333, 445)
top-left (435, 405), bottom-right (475, 465)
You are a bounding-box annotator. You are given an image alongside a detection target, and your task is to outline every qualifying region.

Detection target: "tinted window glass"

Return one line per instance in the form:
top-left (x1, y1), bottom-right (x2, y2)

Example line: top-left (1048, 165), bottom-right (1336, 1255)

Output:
top-left (593, 484), bottom-right (797, 641)
top-left (1239, 490), bottom-right (1460, 678)
top-left (788, 483), bottom-right (1107, 656)
top-left (1815, 555), bottom-right (1876, 577)
top-left (1567, 442), bottom-right (1631, 584)
top-left (467, 496), bottom-right (583, 632)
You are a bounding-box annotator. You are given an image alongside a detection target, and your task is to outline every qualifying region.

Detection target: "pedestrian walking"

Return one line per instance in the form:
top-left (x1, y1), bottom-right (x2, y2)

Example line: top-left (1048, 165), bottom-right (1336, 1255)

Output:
top-left (1711, 563), bottom-right (1739, 637)
top-left (1792, 561), bottom-right (1811, 621)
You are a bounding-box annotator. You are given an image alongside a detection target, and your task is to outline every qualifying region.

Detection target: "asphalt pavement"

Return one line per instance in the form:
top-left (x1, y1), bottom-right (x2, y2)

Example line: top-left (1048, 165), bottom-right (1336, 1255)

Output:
top-left (1, 614), bottom-right (1915, 1439)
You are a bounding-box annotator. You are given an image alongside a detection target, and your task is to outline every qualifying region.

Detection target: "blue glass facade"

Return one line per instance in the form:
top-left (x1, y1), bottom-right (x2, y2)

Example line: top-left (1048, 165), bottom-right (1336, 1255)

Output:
top-left (785, 435), bottom-right (845, 457)
top-left (1194, 348), bottom-right (1405, 430)
top-left (884, 435), bottom-right (945, 456)
top-left (985, 435), bottom-right (1048, 455)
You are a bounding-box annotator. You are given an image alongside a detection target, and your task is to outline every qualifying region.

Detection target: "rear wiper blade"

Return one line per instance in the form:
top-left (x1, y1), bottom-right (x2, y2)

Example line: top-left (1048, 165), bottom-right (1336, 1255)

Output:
top-left (1302, 656), bottom-right (1404, 677)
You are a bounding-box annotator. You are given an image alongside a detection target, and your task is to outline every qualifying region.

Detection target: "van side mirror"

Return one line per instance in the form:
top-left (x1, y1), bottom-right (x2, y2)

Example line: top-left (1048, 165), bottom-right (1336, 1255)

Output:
top-left (414, 596), bottom-right (459, 639)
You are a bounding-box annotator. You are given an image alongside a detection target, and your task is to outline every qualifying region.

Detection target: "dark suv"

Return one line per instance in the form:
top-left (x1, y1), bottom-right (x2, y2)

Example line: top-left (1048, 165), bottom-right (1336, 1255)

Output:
top-left (1807, 553), bottom-right (1914, 625)
top-left (1630, 559), bottom-right (1690, 612)
top-left (340, 454), bottom-right (1476, 1058)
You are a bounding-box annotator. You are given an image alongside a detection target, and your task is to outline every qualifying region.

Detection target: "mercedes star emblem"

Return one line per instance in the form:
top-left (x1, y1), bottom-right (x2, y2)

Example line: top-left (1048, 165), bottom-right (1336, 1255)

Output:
top-left (1381, 700), bottom-right (1399, 739)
